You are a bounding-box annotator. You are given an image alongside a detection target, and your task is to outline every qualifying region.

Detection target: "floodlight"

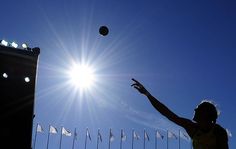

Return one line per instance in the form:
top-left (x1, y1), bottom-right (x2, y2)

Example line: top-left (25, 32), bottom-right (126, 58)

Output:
top-left (22, 43), bottom-right (28, 49)
top-left (2, 73), bottom-right (8, 78)
top-left (11, 42), bottom-right (18, 48)
top-left (0, 40), bottom-right (8, 46)
top-left (24, 77), bottom-right (30, 82)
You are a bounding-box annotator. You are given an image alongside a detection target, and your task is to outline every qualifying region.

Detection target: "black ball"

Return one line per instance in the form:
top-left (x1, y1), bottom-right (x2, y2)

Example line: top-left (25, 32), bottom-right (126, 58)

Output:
top-left (99, 26), bottom-right (109, 36)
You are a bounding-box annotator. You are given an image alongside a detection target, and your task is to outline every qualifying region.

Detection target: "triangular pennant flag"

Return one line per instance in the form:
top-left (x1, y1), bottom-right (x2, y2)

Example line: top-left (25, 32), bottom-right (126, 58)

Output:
top-left (74, 129), bottom-right (78, 140)
top-left (86, 128), bottom-right (92, 141)
top-left (133, 131), bottom-right (140, 140)
top-left (156, 130), bottom-right (164, 139)
top-left (49, 125), bottom-right (58, 134)
top-left (37, 124), bottom-right (43, 133)
top-left (168, 131), bottom-right (177, 139)
top-left (144, 130), bottom-right (150, 141)
top-left (180, 130), bottom-right (189, 140)
top-left (98, 129), bottom-right (102, 142)
top-left (121, 129), bottom-right (126, 141)
top-left (110, 129), bottom-right (115, 142)
top-left (62, 127), bottom-right (72, 136)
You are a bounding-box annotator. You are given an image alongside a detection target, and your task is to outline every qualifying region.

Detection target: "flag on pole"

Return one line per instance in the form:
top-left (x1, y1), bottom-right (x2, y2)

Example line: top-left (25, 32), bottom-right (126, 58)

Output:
top-left (133, 131), bottom-right (140, 140)
top-left (85, 128), bottom-right (91, 149)
top-left (110, 129), bottom-right (115, 142)
top-left (98, 129), bottom-right (102, 142)
top-left (97, 129), bottom-right (102, 149)
top-left (144, 130), bottom-right (150, 141)
top-left (49, 125), bottom-right (58, 134)
top-left (108, 129), bottom-right (114, 149)
top-left (120, 129), bottom-right (126, 149)
top-left (34, 124), bottom-right (43, 149)
top-left (121, 129), bottom-right (126, 141)
top-left (86, 128), bottom-right (92, 141)
top-left (132, 130), bottom-right (139, 149)
top-left (156, 130), bottom-right (164, 139)
top-left (74, 129), bottom-right (78, 140)
top-left (47, 125), bottom-right (57, 149)
top-left (72, 128), bottom-right (78, 149)
top-left (62, 127), bottom-right (72, 136)
top-left (168, 131), bottom-right (177, 139)
top-left (155, 130), bottom-right (163, 149)
top-left (180, 131), bottom-right (189, 140)
top-left (37, 124), bottom-right (43, 133)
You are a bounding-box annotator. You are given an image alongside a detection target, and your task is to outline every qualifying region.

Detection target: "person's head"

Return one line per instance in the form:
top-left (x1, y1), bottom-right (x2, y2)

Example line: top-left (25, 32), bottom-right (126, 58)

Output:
top-left (193, 100), bottom-right (219, 124)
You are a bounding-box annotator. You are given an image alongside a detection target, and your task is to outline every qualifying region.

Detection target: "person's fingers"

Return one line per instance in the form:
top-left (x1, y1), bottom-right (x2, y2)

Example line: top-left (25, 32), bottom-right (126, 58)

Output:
top-left (131, 82), bottom-right (139, 87)
top-left (131, 84), bottom-right (139, 89)
top-left (131, 78), bottom-right (141, 85)
top-left (133, 86), bottom-right (140, 91)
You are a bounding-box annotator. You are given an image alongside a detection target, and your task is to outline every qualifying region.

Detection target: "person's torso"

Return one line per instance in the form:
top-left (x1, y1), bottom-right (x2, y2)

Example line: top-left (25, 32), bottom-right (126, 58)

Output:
top-left (192, 126), bottom-right (217, 149)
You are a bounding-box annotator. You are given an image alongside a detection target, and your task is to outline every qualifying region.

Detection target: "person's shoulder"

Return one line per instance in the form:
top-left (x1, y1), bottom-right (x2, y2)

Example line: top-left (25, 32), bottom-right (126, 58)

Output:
top-left (213, 124), bottom-right (228, 139)
top-left (214, 124), bottom-right (227, 132)
top-left (213, 124), bottom-right (229, 148)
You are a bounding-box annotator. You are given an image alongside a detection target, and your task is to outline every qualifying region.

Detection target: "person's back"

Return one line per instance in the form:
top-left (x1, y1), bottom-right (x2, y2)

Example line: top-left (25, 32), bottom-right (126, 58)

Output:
top-left (192, 124), bottom-right (228, 149)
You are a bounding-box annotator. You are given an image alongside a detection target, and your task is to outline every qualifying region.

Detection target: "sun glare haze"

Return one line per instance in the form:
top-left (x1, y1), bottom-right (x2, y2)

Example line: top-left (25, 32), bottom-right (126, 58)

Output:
top-left (68, 63), bottom-right (96, 90)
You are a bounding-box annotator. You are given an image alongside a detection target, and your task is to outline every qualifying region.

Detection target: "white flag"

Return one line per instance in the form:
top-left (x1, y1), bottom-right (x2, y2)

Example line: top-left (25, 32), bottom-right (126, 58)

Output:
top-left (144, 131), bottom-right (150, 141)
top-left (168, 131), bottom-right (177, 139)
top-left (133, 131), bottom-right (140, 140)
top-left (37, 124), bottom-right (43, 133)
top-left (156, 130), bottom-right (164, 139)
top-left (74, 129), bottom-right (78, 140)
top-left (49, 125), bottom-right (58, 134)
top-left (121, 129), bottom-right (126, 141)
top-left (180, 131), bottom-right (189, 140)
top-left (98, 130), bottom-right (102, 142)
top-left (62, 127), bottom-right (72, 136)
top-left (86, 128), bottom-right (91, 141)
top-left (110, 129), bottom-right (115, 142)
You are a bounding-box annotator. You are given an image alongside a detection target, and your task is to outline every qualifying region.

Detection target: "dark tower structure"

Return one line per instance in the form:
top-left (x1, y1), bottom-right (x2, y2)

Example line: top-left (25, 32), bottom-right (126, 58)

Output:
top-left (0, 44), bottom-right (40, 149)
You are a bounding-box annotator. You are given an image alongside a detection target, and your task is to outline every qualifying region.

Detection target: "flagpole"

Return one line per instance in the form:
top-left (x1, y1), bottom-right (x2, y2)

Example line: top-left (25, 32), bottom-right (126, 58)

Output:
top-left (167, 130), bottom-right (169, 149)
top-left (178, 130), bottom-right (180, 149)
top-left (155, 130), bottom-right (157, 149)
top-left (46, 125), bottom-right (50, 149)
top-left (120, 129), bottom-right (122, 149)
top-left (72, 128), bottom-right (76, 149)
top-left (132, 129), bottom-right (134, 149)
top-left (85, 129), bottom-right (88, 149)
top-left (143, 129), bottom-right (145, 149)
top-left (33, 124), bottom-right (38, 149)
top-left (97, 129), bottom-right (99, 149)
top-left (59, 126), bottom-right (63, 149)
top-left (108, 128), bottom-right (111, 149)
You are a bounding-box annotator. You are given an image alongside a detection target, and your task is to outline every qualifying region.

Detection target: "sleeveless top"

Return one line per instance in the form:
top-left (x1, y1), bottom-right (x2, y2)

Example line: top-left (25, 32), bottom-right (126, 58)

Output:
top-left (192, 124), bottom-right (228, 149)
top-left (192, 125), bottom-right (217, 149)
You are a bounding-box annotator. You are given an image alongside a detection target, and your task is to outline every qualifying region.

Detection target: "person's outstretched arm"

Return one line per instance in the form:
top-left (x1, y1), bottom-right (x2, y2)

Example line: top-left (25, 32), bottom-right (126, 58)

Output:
top-left (131, 78), bottom-right (195, 134)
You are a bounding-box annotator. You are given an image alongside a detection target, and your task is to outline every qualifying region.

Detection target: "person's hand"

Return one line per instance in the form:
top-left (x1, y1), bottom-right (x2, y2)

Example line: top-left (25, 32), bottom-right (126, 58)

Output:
top-left (131, 78), bottom-right (150, 96)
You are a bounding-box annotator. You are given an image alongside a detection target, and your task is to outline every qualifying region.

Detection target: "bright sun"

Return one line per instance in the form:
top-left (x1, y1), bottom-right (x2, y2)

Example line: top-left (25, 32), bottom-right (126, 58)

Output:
top-left (68, 64), bottom-right (95, 89)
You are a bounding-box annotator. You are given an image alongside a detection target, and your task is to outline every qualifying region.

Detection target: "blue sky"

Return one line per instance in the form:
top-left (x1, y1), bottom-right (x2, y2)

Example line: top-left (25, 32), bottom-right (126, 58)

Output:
top-left (1, 0), bottom-right (235, 149)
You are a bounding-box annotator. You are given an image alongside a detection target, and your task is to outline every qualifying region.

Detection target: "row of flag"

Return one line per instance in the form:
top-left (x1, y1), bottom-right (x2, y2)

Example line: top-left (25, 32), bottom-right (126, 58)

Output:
top-left (35, 124), bottom-right (189, 141)
top-left (34, 124), bottom-right (190, 149)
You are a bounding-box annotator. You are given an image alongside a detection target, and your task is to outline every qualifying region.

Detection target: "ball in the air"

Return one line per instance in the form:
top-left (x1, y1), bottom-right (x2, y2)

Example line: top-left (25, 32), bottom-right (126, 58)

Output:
top-left (99, 26), bottom-right (109, 36)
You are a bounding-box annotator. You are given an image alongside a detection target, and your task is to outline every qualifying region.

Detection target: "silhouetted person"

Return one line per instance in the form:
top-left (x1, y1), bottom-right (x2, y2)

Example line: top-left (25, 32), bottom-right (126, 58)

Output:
top-left (131, 78), bottom-right (229, 149)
